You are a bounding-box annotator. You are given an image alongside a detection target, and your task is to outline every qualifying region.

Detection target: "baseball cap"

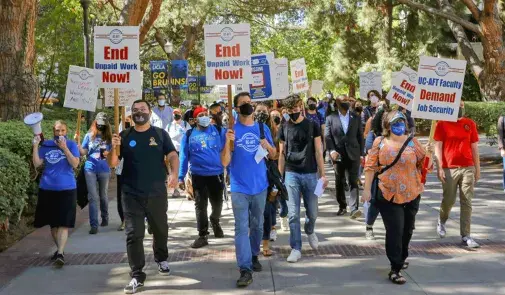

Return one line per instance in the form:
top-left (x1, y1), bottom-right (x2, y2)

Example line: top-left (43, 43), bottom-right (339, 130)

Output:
top-left (193, 107), bottom-right (207, 118)
top-left (95, 112), bottom-right (108, 125)
top-left (389, 112), bottom-right (406, 124)
top-left (191, 99), bottom-right (199, 106)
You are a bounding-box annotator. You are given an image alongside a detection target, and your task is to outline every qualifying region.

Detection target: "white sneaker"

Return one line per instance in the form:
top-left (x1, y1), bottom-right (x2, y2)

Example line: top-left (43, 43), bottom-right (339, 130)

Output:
top-left (157, 261), bottom-right (171, 276)
top-left (270, 229), bottom-right (277, 241)
top-left (281, 217), bottom-right (289, 231)
top-left (462, 236), bottom-right (480, 248)
top-left (437, 219), bottom-right (446, 238)
top-left (365, 228), bottom-right (375, 240)
top-left (308, 233), bottom-right (319, 250)
top-left (124, 278), bottom-right (144, 294)
top-left (287, 249), bottom-right (302, 263)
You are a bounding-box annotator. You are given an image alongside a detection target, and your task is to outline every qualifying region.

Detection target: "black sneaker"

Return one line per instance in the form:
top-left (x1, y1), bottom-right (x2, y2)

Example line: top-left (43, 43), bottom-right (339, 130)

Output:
top-left (157, 261), bottom-right (171, 276)
top-left (124, 278), bottom-right (144, 294)
top-left (252, 256), bottom-right (262, 272)
top-left (89, 227), bottom-right (98, 234)
top-left (336, 209), bottom-right (347, 216)
top-left (50, 251), bottom-right (58, 261)
top-left (190, 236), bottom-right (209, 249)
top-left (53, 253), bottom-right (65, 268)
top-left (101, 219), bottom-right (109, 227)
top-left (147, 223), bottom-right (152, 235)
top-left (212, 223), bottom-right (224, 238)
top-left (236, 270), bottom-right (253, 288)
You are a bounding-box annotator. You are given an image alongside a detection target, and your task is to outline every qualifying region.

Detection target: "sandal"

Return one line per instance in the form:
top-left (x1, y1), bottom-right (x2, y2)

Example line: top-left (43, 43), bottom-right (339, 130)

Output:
top-left (402, 262), bottom-right (409, 270)
top-left (262, 240), bottom-right (272, 257)
top-left (388, 271), bottom-right (407, 285)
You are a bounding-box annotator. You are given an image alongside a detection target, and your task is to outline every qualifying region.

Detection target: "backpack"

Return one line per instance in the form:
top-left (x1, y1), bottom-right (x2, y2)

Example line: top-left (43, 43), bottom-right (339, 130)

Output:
top-left (259, 122), bottom-right (289, 201)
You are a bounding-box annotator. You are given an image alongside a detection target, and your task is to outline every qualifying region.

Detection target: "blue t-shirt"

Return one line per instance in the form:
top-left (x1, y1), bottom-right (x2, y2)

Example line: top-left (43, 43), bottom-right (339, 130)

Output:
top-left (305, 111), bottom-right (325, 128)
top-left (229, 121), bottom-right (273, 195)
top-left (179, 125), bottom-right (226, 180)
top-left (38, 139), bottom-right (80, 191)
top-left (82, 133), bottom-right (112, 173)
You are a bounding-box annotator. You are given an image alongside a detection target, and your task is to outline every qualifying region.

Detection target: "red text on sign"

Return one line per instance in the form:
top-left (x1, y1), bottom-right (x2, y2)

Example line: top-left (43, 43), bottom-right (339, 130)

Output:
top-left (400, 80), bottom-right (415, 92)
top-left (216, 44), bottom-right (241, 57)
top-left (295, 70), bottom-right (304, 78)
top-left (102, 72), bottom-right (130, 83)
top-left (215, 69), bottom-right (243, 80)
top-left (104, 46), bottom-right (129, 60)
top-left (393, 92), bottom-right (410, 105)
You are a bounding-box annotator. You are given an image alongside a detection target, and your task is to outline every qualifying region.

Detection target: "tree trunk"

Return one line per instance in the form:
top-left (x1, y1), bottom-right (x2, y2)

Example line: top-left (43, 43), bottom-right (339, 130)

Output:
top-left (348, 82), bottom-right (356, 97)
top-left (0, 0), bottom-right (39, 121)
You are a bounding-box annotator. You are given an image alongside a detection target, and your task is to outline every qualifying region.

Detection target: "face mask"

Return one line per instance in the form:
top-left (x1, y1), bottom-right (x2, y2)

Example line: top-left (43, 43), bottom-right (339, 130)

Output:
top-left (174, 114), bottom-right (182, 120)
top-left (54, 135), bottom-right (67, 142)
top-left (239, 103), bottom-right (254, 116)
top-left (197, 116), bottom-right (211, 127)
top-left (355, 107), bottom-right (363, 113)
top-left (125, 122), bottom-right (131, 129)
top-left (340, 102), bottom-right (350, 111)
top-left (458, 108), bottom-right (465, 118)
top-left (326, 94), bottom-right (332, 99)
top-left (289, 112), bottom-right (301, 122)
top-left (97, 125), bottom-right (106, 132)
top-left (132, 112), bottom-right (150, 126)
top-left (255, 111), bottom-right (269, 123)
top-left (273, 116), bottom-right (281, 125)
top-left (330, 104), bottom-right (335, 112)
top-left (158, 100), bottom-right (166, 106)
top-left (283, 113), bottom-right (290, 121)
top-left (370, 95), bottom-right (379, 104)
top-left (308, 104), bottom-right (317, 111)
top-left (391, 121), bottom-right (406, 136)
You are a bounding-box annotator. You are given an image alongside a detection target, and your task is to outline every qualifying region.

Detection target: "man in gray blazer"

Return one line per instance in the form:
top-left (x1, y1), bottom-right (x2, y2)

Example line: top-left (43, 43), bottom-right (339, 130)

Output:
top-left (325, 95), bottom-right (365, 218)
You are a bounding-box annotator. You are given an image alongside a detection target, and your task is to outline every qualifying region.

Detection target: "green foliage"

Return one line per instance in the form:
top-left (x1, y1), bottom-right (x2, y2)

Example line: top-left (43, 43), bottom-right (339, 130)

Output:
top-left (0, 148), bottom-right (30, 222)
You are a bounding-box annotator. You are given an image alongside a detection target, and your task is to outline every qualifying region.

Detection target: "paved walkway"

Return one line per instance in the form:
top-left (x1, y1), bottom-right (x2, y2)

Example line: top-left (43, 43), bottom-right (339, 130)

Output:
top-left (1, 162), bottom-right (505, 295)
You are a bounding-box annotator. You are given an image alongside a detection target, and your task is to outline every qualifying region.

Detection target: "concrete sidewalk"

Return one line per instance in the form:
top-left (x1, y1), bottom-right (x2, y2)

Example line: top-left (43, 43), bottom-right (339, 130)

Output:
top-left (1, 164), bottom-right (505, 295)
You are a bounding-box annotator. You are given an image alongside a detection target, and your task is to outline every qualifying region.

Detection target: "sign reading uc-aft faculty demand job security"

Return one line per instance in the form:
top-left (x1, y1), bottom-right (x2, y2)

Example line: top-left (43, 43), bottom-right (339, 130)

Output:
top-left (204, 24), bottom-right (252, 86)
top-left (94, 26), bottom-right (141, 89)
top-left (386, 66), bottom-right (417, 111)
top-left (411, 56), bottom-right (466, 122)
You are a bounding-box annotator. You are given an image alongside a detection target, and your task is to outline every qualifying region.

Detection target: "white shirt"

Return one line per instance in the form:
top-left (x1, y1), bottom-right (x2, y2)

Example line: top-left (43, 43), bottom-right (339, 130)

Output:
top-left (339, 110), bottom-right (350, 134)
top-left (168, 120), bottom-right (191, 152)
top-left (151, 106), bottom-right (174, 131)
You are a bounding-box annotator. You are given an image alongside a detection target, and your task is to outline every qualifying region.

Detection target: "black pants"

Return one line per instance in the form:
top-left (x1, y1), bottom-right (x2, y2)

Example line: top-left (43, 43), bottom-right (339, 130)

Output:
top-left (192, 174), bottom-right (224, 237)
top-left (123, 193), bottom-right (168, 282)
top-left (378, 195), bottom-right (420, 272)
top-left (333, 151), bottom-right (360, 210)
top-left (117, 174), bottom-right (124, 222)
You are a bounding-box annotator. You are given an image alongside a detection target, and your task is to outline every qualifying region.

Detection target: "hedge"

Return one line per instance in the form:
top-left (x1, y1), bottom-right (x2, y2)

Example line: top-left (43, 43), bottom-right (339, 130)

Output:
top-left (0, 148), bottom-right (30, 223)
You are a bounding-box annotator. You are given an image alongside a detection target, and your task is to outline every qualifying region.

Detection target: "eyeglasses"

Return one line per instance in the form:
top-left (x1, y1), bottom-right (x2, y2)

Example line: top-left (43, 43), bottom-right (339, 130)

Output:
top-left (132, 108), bottom-right (149, 113)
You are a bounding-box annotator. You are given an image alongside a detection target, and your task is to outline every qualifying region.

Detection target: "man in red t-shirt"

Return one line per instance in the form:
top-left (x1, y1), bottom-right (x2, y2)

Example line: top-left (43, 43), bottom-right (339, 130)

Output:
top-left (433, 101), bottom-right (481, 248)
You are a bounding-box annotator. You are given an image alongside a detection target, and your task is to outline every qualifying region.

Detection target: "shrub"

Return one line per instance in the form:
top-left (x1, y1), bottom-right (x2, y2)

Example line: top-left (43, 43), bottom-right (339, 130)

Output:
top-left (0, 148), bottom-right (30, 223)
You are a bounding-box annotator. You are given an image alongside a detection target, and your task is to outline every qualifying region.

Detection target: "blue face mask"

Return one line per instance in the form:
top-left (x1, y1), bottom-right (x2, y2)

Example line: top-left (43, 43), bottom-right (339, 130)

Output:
top-left (283, 113), bottom-right (290, 121)
top-left (197, 116), bottom-right (211, 127)
top-left (391, 121), bottom-right (406, 136)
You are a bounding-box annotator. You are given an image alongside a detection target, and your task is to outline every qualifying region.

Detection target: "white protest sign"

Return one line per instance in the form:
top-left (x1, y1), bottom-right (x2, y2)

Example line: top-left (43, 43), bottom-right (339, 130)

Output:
top-left (104, 88), bottom-right (141, 107)
top-left (63, 65), bottom-right (99, 112)
top-left (219, 86), bottom-right (228, 100)
top-left (235, 84), bottom-right (250, 94)
top-left (359, 71), bottom-right (382, 100)
top-left (290, 58), bottom-right (309, 94)
top-left (94, 26), bottom-right (141, 89)
top-left (411, 56), bottom-right (466, 122)
top-left (386, 66), bottom-right (417, 110)
top-left (311, 80), bottom-right (324, 96)
top-left (204, 24), bottom-right (252, 86)
top-left (273, 58), bottom-right (289, 99)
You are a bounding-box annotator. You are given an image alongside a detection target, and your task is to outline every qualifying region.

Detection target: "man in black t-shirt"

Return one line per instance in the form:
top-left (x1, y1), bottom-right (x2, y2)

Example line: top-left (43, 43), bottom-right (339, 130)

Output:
top-left (183, 99), bottom-right (200, 127)
top-left (278, 95), bottom-right (328, 264)
top-left (109, 99), bottom-right (179, 294)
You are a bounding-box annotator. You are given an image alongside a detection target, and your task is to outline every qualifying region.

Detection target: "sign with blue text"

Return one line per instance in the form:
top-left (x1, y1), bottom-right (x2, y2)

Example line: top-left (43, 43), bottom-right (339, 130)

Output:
top-left (250, 53), bottom-right (274, 101)
top-left (188, 76), bottom-right (214, 94)
top-left (171, 60), bottom-right (189, 89)
top-left (386, 66), bottom-right (417, 111)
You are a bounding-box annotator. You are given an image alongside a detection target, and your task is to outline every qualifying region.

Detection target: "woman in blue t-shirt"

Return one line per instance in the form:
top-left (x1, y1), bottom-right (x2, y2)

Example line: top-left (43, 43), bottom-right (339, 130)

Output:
top-left (78, 112), bottom-right (112, 234)
top-left (32, 120), bottom-right (80, 268)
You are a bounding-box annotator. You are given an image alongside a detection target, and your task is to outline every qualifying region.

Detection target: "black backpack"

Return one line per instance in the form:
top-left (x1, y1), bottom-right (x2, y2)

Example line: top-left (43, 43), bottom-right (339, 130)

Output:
top-left (258, 123), bottom-right (289, 201)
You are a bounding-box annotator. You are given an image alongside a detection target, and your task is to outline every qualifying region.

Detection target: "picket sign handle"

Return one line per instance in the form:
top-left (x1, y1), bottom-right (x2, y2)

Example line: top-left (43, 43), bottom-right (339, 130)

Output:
top-left (76, 110), bottom-right (82, 146)
top-left (121, 106), bottom-right (126, 130)
top-left (114, 88), bottom-right (120, 156)
top-left (227, 85), bottom-right (234, 152)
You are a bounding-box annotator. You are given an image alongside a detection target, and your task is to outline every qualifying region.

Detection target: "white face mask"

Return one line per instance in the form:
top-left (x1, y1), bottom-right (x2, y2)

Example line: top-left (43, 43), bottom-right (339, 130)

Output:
top-left (158, 100), bottom-right (166, 106)
top-left (370, 96), bottom-right (379, 104)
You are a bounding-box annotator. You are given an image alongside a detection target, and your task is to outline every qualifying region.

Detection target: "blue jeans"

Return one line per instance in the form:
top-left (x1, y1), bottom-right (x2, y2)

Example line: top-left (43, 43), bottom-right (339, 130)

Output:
top-left (364, 201), bottom-right (380, 226)
top-left (231, 190), bottom-right (267, 272)
top-left (285, 172), bottom-right (318, 251)
top-left (279, 198), bottom-right (288, 218)
top-left (85, 171), bottom-right (110, 228)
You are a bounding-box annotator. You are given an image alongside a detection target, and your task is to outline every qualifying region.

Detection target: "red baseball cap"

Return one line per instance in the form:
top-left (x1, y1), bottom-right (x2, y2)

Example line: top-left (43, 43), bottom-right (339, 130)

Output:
top-left (193, 107), bottom-right (207, 118)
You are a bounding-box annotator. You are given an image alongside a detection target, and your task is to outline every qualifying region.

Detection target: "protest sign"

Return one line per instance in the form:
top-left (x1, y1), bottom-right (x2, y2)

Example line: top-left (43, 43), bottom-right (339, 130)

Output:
top-left (104, 88), bottom-right (140, 107)
top-left (235, 83), bottom-right (250, 94)
top-left (386, 66), bottom-right (417, 110)
top-left (94, 26), bottom-right (141, 89)
top-left (273, 58), bottom-right (289, 99)
top-left (204, 24), bottom-right (252, 85)
top-left (249, 53), bottom-right (274, 101)
top-left (218, 86), bottom-right (228, 100)
top-left (63, 65), bottom-right (99, 112)
top-left (150, 60), bottom-right (168, 90)
top-left (290, 58), bottom-right (309, 93)
top-left (359, 72), bottom-right (382, 100)
top-left (411, 56), bottom-right (466, 122)
top-left (311, 80), bottom-right (324, 96)
top-left (171, 60), bottom-right (188, 89)
top-left (188, 76), bottom-right (214, 94)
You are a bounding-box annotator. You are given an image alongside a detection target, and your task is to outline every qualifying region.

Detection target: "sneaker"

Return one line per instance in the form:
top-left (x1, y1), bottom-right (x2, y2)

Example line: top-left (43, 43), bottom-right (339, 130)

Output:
top-left (157, 261), bottom-right (171, 276)
top-left (365, 228), bottom-right (375, 240)
top-left (336, 208), bottom-right (347, 216)
top-left (350, 210), bottom-right (362, 219)
top-left (172, 189), bottom-right (181, 198)
top-left (236, 270), bottom-right (253, 288)
top-left (252, 255), bottom-right (262, 272)
top-left (308, 233), bottom-right (319, 250)
top-left (50, 251), bottom-right (58, 261)
top-left (212, 223), bottom-right (224, 238)
top-left (287, 249), bottom-right (302, 263)
top-left (124, 278), bottom-right (144, 294)
top-left (462, 236), bottom-right (480, 248)
top-left (53, 253), bottom-right (65, 268)
top-left (281, 217), bottom-right (289, 231)
top-left (101, 219), bottom-right (109, 227)
top-left (117, 221), bottom-right (125, 231)
top-left (269, 229), bottom-right (277, 242)
top-left (190, 236), bottom-right (209, 249)
top-left (89, 227), bottom-right (98, 234)
top-left (437, 219), bottom-right (446, 238)
top-left (147, 222), bottom-right (152, 235)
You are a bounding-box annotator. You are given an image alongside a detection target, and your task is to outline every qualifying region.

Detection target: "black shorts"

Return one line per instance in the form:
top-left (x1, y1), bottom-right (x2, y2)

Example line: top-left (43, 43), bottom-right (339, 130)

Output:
top-left (34, 188), bottom-right (77, 228)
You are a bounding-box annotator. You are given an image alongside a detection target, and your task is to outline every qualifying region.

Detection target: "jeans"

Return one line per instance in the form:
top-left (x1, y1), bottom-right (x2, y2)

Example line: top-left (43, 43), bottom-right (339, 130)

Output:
top-left (123, 193), bottom-right (168, 283)
top-left (192, 174), bottom-right (224, 237)
top-left (285, 172), bottom-right (318, 251)
top-left (85, 171), bottom-right (110, 228)
top-left (364, 201), bottom-right (380, 227)
top-left (231, 190), bottom-right (267, 272)
top-left (263, 199), bottom-right (276, 240)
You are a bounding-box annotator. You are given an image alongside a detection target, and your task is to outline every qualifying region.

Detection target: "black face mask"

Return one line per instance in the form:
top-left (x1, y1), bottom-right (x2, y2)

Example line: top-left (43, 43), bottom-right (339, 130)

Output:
top-left (132, 112), bottom-right (150, 126)
top-left (289, 112), bottom-right (301, 122)
top-left (355, 107), bottom-right (363, 113)
top-left (340, 102), bottom-right (350, 111)
top-left (273, 116), bottom-right (281, 125)
top-left (97, 125), bottom-right (106, 132)
top-left (125, 122), bottom-right (131, 129)
top-left (174, 114), bottom-right (182, 120)
top-left (255, 111), bottom-right (269, 123)
top-left (308, 104), bottom-right (317, 111)
top-left (239, 103), bottom-right (254, 116)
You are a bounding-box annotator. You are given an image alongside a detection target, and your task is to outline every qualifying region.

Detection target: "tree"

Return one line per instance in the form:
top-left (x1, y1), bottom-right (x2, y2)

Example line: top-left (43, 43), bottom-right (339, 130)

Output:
top-left (0, 0), bottom-right (39, 121)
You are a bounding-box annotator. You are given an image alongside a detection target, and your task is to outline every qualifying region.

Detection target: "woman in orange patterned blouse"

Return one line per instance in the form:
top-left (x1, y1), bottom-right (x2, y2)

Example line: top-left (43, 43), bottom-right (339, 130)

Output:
top-left (362, 110), bottom-right (428, 285)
